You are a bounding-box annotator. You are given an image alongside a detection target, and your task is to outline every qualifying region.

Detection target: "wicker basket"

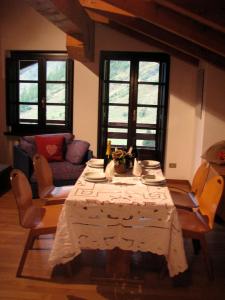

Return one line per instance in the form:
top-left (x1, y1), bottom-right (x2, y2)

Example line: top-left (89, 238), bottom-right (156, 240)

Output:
top-left (114, 163), bottom-right (127, 174)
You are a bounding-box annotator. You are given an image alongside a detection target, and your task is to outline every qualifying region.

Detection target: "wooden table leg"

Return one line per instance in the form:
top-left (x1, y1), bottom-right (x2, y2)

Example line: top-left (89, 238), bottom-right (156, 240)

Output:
top-left (105, 248), bottom-right (131, 278)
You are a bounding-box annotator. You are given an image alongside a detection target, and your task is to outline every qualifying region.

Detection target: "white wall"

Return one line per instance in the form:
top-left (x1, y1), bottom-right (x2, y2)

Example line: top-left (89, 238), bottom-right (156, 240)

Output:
top-left (202, 64), bottom-right (225, 151)
top-left (165, 59), bottom-right (198, 179)
top-left (190, 63), bottom-right (225, 177)
top-left (0, 0), bottom-right (66, 51)
top-left (1, 0), bottom-right (224, 181)
top-left (0, 0), bottom-right (66, 164)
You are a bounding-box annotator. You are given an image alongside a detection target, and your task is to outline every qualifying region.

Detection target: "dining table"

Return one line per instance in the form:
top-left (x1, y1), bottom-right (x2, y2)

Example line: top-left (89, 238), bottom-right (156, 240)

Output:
top-left (48, 159), bottom-right (188, 277)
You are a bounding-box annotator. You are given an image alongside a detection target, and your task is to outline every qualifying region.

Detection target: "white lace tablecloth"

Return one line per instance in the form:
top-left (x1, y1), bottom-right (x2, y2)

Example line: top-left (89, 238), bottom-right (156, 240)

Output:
top-left (49, 164), bottom-right (188, 277)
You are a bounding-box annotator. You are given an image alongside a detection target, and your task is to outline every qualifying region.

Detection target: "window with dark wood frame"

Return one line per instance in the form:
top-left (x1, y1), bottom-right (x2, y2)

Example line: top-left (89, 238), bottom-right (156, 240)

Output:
top-left (6, 51), bottom-right (74, 135)
top-left (98, 51), bottom-right (170, 168)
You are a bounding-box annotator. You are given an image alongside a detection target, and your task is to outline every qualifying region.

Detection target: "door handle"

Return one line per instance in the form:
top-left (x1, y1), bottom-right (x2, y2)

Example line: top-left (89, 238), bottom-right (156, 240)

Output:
top-left (41, 97), bottom-right (45, 108)
top-left (133, 109), bottom-right (136, 122)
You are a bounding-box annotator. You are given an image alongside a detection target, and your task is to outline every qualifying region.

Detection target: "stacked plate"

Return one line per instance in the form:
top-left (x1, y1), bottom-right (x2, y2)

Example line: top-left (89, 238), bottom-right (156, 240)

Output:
top-left (87, 159), bottom-right (104, 168)
top-left (140, 160), bottom-right (160, 169)
top-left (84, 171), bottom-right (107, 183)
top-left (141, 174), bottom-right (166, 186)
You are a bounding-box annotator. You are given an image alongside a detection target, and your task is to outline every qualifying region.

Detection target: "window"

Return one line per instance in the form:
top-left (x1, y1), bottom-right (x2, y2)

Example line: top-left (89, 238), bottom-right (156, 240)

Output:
top-left (98, 51), bottom-right (170, 167)
top-left (6, 51), bottom-right (74, 135)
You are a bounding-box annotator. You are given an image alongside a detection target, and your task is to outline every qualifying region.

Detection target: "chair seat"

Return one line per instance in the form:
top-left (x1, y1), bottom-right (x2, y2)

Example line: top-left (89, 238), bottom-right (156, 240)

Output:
top-left (36, 204), bottom-right (62, 229)
top-left (22, 206), bottom-right (46, 228)
top-left (177, 208), bottom-right (210, 234)
top-left (49, 185), bottom-right (73, 198)
top-left (43, 185), bottom-right (73, 204)
top-left (170, 190), bottom-right (198, 209)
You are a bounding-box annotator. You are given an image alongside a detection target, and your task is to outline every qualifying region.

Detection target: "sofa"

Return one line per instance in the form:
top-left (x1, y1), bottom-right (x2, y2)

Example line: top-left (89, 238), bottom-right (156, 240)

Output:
top-left (13, 133), bottom-right (92, 198)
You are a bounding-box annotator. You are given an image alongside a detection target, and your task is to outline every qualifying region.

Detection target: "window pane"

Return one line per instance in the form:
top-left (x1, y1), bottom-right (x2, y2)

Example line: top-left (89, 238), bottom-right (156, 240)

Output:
top-left (109, 60), bottom-right (130, 81)
top-left (111, 139), bottom-right (127, 147)
top-left (136, 129), bottom-right (156, 134)
top-left (46, 105), bottom-right (65, 121)
top-left (137, 107), bottom-right (157, 124)
top-left (46, 61), bottom-right (66, 81)
top-left (108, 127), bottom-right (128, 142)
top-left (19, 104), bottom-right (38, 121)
top-left (108, 128), bottom-right (128, 133)
top-left (19, 83), bottom-right (38, 102)
top-left (19, 60), bottom-right (38, 81)
top-left (108, 106), bottom-right (128, 123)
top-left (138, 62), bottom-right (159, 82)
top-left (137, 84), bottom-right (158, 105)
top-left (137, 139), bottom-right (155, 148)
top-left (46, 83), bottom-right (65, 103)
top-left (109, 83), bottom-right (129, 104)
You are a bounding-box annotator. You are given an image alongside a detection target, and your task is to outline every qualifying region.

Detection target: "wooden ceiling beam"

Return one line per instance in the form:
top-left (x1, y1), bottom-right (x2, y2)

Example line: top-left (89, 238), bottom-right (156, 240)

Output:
top-left (66, 35), bottom-right (88, 62)
top-left (26, 0), bottom-right (95, 61)
top-left (88, 8), bottom-right (225, 70)
top-left (104, 0), bottom-right (225, 56)
top-left (153, 0), bottom-right (225, 33)
top-left (86, 9), bottom-right (199, 66)
top-left (109, 22), bottom-right (199, 67)
top-left (80, 0), bottom-right (134, 17)
top-left (86, 9), bottom-right (109, 24)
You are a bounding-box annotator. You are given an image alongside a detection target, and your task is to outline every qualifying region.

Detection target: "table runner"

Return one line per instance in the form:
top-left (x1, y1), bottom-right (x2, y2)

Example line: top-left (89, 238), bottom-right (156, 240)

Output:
top-left (49, 164), bottom-right (188, 277)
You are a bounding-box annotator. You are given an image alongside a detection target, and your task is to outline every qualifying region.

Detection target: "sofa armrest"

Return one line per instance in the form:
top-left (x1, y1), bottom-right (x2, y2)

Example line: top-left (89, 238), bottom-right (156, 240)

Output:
top-left (13, 145), bottom-right (33, 179)
top-left (81, 149), bottom-right (93, 164)
top-left (87, 149), bottom-right (93, 161)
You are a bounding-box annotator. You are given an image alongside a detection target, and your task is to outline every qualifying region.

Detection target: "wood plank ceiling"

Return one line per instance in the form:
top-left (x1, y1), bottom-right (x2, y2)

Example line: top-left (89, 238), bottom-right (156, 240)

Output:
top-left (26, 0), bottom-right (225, 69)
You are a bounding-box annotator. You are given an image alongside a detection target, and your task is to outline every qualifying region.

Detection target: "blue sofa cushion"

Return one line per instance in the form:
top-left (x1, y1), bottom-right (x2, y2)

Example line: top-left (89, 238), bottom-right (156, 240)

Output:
top-left (66, 140), bottom-right (90, 164)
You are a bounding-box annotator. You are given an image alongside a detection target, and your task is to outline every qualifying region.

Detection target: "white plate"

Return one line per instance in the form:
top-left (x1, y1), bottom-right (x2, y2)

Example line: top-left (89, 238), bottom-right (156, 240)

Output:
top-left (141, 160), bottom-right (160, 169)
top-left (142, 180), bottom-right (166, 186)
top-left (85, 177), bottom-right (107, 183)
top-left (141, 174), bottom-right (166, 184)
top-left (85, 171), bottom-right (106, 180)
top-left (87, 159), bottom-right (104, 168)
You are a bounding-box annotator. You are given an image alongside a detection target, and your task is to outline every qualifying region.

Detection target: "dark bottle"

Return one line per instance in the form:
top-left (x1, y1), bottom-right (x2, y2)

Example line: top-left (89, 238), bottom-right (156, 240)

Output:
top-left (104, 140), bottom-right (112, 170)
top-left (127, 142), bottom-right (138, 168)
top-left (126, 145), bottom-right (133, 169)
top-left (132, 143), bottom-right (138, 161)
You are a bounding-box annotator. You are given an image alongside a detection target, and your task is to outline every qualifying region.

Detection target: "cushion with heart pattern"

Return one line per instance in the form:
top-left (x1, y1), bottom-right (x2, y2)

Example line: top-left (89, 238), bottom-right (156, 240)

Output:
top-left (35, 135), bottom-right (65, 161)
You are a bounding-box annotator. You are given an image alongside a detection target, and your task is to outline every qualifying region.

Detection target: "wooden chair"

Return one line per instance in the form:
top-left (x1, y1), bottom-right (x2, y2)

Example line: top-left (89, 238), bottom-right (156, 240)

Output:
top-left (33, 154), bottom-right (73, 205)
top-left (177, 175), bottom-right (224, 280)
top-left (10, 169), bottom-right (62, 277)
top-left (169, 161), bottom-right (210, 210)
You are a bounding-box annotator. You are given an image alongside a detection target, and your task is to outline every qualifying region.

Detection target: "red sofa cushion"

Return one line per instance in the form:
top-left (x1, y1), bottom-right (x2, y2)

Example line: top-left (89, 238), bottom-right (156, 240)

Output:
top-left (35, 135), bottom-right (65, 161)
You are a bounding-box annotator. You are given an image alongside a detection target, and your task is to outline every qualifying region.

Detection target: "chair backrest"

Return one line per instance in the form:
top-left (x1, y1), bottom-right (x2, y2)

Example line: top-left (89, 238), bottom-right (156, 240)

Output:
top-left (198, 175), bottom-right (224, 229)
top-left (33, 154), bottom-right (54, 198)
top-left (191, 161), bottom-right (210, 199)
top-left (10, 169), bottom-right (34, 227)
top-left (11, 169), bottom-right (45, 229)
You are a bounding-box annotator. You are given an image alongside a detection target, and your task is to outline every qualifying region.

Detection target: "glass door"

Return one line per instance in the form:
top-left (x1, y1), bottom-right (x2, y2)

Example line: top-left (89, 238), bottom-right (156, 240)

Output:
top-left (98, 52), bottom-right (170, 168)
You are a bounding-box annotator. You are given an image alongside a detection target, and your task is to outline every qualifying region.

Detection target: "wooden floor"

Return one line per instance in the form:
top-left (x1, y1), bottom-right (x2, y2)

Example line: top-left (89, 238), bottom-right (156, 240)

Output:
top-left (1, 190), bottom-right (225, 300)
